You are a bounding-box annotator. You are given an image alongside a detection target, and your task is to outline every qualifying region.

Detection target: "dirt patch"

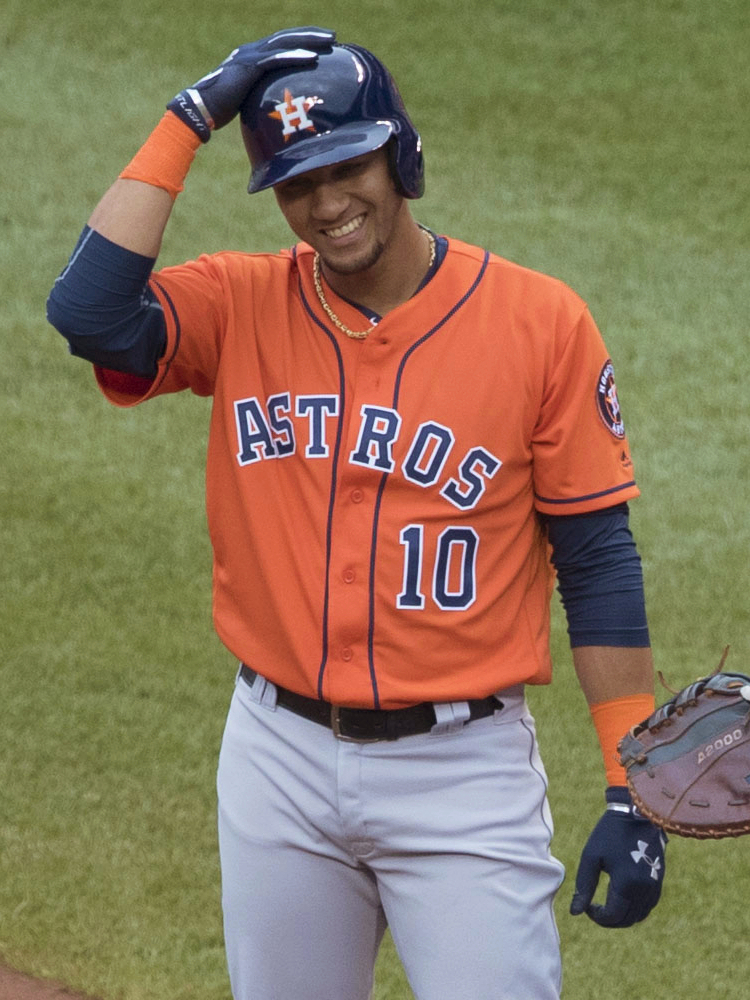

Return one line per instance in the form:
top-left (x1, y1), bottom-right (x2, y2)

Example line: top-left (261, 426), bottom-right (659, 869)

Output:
top-left (0, 966), bottom-right (99, 1000)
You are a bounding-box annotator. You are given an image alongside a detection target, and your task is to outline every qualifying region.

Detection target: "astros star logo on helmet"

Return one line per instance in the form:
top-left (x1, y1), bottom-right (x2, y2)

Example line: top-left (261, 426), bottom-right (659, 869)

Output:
top-left (269, 90), bottom-right (321, 139)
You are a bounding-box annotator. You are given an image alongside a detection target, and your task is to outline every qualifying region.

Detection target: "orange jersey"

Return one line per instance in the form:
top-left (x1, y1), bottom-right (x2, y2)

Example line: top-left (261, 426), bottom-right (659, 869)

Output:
top-left (97, 238), bottom-right (639, 708)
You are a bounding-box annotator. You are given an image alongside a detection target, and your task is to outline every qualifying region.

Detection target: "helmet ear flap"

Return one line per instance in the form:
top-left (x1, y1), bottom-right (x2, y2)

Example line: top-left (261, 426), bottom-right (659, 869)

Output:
top-left (385, 138), bottom-right (405, 196)
top-left (385, 133), bottom-right (424, 199)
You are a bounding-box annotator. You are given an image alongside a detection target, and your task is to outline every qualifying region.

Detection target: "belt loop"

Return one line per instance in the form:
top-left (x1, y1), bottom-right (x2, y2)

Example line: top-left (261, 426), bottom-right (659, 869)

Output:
top-left (247, 670), bottom-right (278, 710)
top-left (330, 705), bottom-right (344, 739)
top-left (430, 701), bottom-right (471, 735)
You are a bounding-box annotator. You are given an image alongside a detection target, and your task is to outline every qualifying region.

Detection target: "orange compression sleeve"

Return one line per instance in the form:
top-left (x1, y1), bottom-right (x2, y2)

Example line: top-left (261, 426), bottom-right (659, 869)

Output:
top-left (590, 693), bottom-right (655, 787)
top-left (119, 111), bottom-right (202, 199)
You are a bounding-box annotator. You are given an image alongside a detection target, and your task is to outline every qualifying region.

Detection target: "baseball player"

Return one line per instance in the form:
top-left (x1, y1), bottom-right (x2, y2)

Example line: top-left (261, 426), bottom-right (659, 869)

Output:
top-left (47, 28), bottom-right (667, 1000)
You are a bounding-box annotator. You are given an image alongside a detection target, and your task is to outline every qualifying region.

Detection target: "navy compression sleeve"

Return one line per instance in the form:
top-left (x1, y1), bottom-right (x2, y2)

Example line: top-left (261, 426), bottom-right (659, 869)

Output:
top-left (543, 503), bottom-right (650, 648)
top-left (46, 227), bottom-right (167, 378)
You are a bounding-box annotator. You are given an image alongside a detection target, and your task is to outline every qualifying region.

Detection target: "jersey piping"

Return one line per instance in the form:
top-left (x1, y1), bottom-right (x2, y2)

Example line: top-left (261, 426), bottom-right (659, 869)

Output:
top-left (150, 277), bottom-right (182, 391)
top-left (296, 279), bottom-right (348, 700)
top-left (535, 480), bottom-right (637, 507)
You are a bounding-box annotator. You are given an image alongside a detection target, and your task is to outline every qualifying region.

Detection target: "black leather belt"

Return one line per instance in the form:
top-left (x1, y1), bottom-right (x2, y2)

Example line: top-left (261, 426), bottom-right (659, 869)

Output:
top-left (239, 664), bottom-right (501, 742)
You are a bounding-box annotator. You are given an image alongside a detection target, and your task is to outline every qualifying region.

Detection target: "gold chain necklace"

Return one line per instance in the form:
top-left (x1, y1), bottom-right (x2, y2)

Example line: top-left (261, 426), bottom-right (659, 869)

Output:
top-left (312, 227), bottom-right (437, 340)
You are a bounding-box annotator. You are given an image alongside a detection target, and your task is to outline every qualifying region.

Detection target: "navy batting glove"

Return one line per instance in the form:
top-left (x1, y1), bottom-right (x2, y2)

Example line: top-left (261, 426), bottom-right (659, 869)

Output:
top-left (570, 786), bottom-right (667, 928)
top-left (167, 27), bottom-right (335, 141)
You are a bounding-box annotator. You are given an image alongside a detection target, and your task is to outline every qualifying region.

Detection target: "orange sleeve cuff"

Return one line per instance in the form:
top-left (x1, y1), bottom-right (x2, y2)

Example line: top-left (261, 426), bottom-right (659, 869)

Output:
top-left (590, 693), bottom-right (655, 787)
top-left (119, 111), bottom-right (202, 199)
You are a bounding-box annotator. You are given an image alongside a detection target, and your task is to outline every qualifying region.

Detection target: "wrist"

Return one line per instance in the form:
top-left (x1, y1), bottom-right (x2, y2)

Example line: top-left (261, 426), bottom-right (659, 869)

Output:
top-left (605, 785), bottom-right (633, 812)
top-left (590, 693), bottom-right (655, 787)
top-left (167, 90), bottom-right (213, 142)
top-left (119, 111), bottom-right (202, 199)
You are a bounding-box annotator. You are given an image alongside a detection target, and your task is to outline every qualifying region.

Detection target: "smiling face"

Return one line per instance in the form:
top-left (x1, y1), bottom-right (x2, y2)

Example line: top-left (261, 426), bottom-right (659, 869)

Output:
top-left (272, 147), bottom-right (410, 276)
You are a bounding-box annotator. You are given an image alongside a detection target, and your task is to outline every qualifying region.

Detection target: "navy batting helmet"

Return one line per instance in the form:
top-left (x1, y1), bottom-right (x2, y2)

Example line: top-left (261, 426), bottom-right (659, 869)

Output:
top-left (239, 43), bottom-right (424, 198)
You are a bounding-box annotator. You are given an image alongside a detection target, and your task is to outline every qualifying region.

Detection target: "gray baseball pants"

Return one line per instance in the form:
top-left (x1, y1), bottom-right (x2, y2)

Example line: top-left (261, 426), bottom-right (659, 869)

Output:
top-left (217, 669), bottom-right (564, 1000)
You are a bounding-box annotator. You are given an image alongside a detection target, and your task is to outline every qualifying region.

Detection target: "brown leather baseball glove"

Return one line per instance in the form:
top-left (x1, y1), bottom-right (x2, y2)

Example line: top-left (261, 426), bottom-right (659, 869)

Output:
top-left (618, 650), bottom-right (750, 838)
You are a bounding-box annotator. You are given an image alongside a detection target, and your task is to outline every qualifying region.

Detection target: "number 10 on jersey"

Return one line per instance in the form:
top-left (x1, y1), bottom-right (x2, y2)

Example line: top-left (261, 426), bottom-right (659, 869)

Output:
top-left (397, 524), bottom-right (479, 611)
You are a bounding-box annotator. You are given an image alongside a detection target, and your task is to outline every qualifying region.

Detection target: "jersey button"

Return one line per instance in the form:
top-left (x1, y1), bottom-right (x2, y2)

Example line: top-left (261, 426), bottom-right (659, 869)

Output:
top-left (343, 568), bottom-right (356, 584)
top-left (341, 647), bottom-right (353, 661)
top-left (350, 489), bottom-right (364, 503)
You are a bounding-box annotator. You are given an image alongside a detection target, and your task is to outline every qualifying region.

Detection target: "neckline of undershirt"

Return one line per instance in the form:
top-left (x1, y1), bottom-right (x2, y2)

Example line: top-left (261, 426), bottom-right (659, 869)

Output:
top-left (325, 230), bottom-right (448, 326)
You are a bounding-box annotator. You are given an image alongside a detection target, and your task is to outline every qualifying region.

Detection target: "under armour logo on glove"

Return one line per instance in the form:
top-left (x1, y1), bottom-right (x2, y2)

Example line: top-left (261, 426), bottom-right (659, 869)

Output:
top-left (630, 839), bottom-right (663, 880)
top-left (570, 786), bottom-right (667, 928)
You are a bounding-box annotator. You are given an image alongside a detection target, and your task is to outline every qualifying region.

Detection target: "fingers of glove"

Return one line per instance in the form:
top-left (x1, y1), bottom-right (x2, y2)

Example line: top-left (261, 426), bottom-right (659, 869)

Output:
top-left (586, 889), bottom-right (643, 929)
top-left (168, 27), bottom-right (335, 140)
top-left (204, 27), bottom-right (334, 74)
top-left (245, 47), bottom-right (328, 79)
top-left (569, 888), bottom-right (592, 917)
top-left (585, 865), bottom-right (663, 927)
top-left (569, 841), bottom-right (602, 915)
top-left (249, 26), bottom-right (336, 55)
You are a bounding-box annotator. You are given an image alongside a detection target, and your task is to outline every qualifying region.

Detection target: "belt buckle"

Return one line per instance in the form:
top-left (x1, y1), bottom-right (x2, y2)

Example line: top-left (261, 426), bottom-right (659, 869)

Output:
top-left (330, 704), bottom-right (382, 743)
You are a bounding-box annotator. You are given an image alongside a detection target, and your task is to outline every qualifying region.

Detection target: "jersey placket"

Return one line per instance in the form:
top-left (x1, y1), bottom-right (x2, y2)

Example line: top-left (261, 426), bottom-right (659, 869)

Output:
top-left (323, 329), bottom-right (403, 709)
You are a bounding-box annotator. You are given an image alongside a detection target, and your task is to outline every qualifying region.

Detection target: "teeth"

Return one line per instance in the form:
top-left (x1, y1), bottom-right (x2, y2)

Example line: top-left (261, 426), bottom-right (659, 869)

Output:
top-left (325, 215), bottom-right (364, 239)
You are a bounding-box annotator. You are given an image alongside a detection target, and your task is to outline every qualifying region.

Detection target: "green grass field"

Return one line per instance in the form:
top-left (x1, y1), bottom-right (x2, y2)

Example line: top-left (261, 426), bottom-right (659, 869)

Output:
top-left (2, 0), bottom-right (749, 997)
